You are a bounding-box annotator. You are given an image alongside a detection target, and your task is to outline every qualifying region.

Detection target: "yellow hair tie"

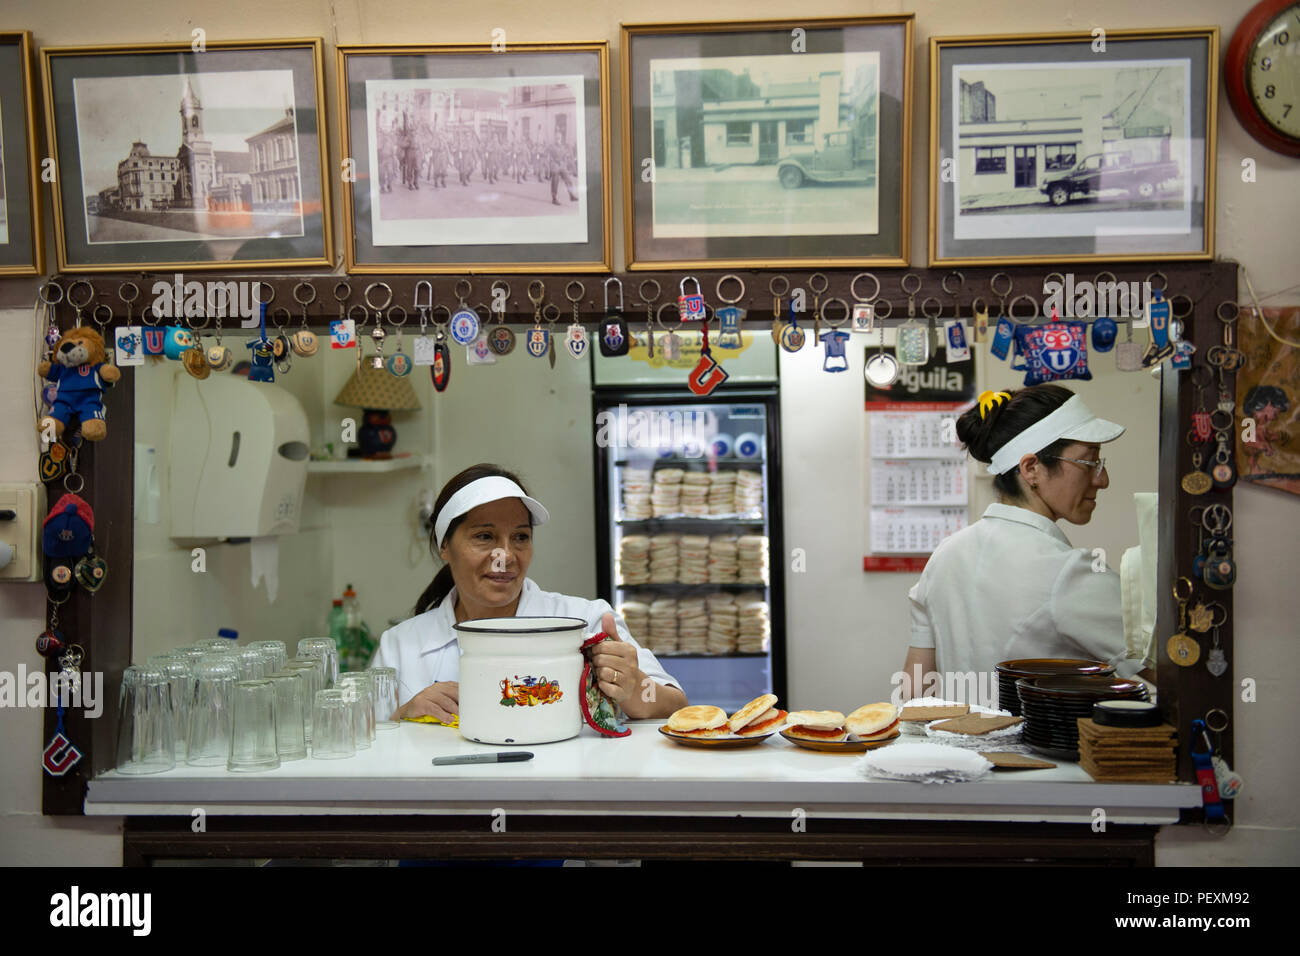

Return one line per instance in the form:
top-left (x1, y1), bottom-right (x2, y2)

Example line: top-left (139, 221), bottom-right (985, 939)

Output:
top-left (977, 390), bottom-right (1011, 419)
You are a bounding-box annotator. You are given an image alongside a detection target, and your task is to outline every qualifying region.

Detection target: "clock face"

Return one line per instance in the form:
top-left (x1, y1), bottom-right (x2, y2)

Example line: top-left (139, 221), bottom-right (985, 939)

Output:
top-left (1249, 2), bottom-right (1300, 140)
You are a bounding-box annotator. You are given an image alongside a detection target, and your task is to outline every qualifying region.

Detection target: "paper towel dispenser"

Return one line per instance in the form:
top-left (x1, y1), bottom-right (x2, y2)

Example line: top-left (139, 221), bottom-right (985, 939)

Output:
top-left (168, 371), bottom-right (309, 540)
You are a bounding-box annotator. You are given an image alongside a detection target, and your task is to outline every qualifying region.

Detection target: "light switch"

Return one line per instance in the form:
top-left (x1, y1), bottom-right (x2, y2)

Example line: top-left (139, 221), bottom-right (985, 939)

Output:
top-left (0, 482), bottom-right (47, 582)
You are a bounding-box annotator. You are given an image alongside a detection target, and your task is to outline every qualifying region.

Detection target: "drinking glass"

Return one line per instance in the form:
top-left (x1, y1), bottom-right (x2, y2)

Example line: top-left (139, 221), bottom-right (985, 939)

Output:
top-left (186, 655), bottom-right (240, 766)
top-left (228, 679), bottom-right (280, 772)
top-left (311, 690), bottom-right (356, 760)
top-left (297, 638), bottom-right (339, 689)
top-left (281, 660), bottom-right (321, 743)
top-left (146, 654), bottom-right (193, 757)
top-left (266, 671), bottom-right (307, 762)
top-left (235, 646), bottom-right (266, 681)
top-left (248, 640), bottom-right (287, 674)
top-left (368, 667), bottom-right (399, 730)
top-left (115, 666), bottom-right (175, 774)
top-left (337, 674), bottom-right (375, 749)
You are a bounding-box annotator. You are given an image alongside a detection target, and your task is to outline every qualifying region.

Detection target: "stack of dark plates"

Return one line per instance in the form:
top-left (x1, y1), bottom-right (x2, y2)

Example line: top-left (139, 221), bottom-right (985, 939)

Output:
top-left (994, 659), bottom-right (1115, 715)
top-left (1016, 675), bottom-right (1150, 761)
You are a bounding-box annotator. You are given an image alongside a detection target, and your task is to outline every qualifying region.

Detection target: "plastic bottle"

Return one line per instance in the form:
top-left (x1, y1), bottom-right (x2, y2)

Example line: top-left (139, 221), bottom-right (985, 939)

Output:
top-left (327, 599), bottom-right (346, 657)
top-left (218, 628), bottom-right (239, 644)
top-left (342, 584), bottom-right (375, 672)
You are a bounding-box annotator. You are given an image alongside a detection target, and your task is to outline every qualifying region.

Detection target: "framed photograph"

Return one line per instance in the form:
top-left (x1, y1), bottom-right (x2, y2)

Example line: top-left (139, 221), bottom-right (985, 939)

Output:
top-left (929, 28), bottom-right (1218, 266)
top-left (621, 16), bottom-right (913, 270)
top-left (337, 43), bottom-right (611, 273)
top-left (42, 39), bottom-right (332, 272)
top-left (0, 32), bottom-right (45, 275)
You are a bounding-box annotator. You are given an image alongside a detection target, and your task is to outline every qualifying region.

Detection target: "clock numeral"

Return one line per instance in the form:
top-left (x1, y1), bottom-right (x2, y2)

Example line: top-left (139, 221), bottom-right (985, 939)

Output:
top-left (1265, 84), bottom-right (1276, 99)
top-left (1276, 30), bottom-right (1290, 45)
top-left (1284, 104), bottom-right (1293, 118)
top-left (1262, 56), bottom-right (1272, 70)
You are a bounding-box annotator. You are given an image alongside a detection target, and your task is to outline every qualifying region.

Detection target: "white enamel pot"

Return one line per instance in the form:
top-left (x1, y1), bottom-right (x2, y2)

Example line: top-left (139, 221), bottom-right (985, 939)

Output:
top-left (453, 616), bottom-right (589, 745)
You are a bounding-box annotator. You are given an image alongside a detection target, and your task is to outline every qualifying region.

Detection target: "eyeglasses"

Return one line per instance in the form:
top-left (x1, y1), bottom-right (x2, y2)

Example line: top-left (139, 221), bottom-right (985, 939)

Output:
top-left (1045, 455), bottom-right (1107, 477)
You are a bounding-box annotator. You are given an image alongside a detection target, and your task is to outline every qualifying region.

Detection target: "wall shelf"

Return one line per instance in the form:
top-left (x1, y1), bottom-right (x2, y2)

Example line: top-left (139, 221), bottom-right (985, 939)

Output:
top-left (306, 454), bottom-right (429, 475)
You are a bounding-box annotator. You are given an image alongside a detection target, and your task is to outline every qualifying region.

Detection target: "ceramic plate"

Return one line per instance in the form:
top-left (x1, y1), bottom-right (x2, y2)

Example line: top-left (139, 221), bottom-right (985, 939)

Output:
top-left (780, 730), bottom-right (900, 752)
top-left (657, 726), bottom-right (774, 748)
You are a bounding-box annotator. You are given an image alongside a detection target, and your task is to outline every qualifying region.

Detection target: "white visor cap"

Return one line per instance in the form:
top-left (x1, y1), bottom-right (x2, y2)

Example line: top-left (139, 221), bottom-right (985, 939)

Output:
top-left (987, 395), bottom-right (1125, 476)
top-left (434, 476), bottom-right (550, 547)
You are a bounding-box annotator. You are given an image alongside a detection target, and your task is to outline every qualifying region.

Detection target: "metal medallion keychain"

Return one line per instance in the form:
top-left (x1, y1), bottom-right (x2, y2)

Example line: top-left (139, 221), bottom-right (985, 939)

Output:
top-left (450, 279), bottom-right (480, 347)
top-left (525, 280), bottom-right (550, 359)
top-left (291, 281), bottom-right (320, 357)
top-left (780, 301), bottom-right (806, 353)
top-left (488, 280), bottom-right (516, 356)
top-left (714, 274), bottom-right (745, 350)
top-left (564, 281), bottom-right (590, 359)
top-left (770, 275), bottom-right (790, 344)
top-left (1206, 604), bottom-right (1230, 677)
top-left (1166, 577), bottom-right (1201, 667)
top-left (364, 283), bottom-right (394, 371)
top-left (863, 299), bottom-right (899, 388)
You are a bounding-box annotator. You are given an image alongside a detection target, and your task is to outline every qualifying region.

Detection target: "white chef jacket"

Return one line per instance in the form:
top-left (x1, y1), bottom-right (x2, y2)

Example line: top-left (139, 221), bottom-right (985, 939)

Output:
top-left (370, 577), bottom-right (681, 708)
top-left (907, 502), bottom-right (1144, 698)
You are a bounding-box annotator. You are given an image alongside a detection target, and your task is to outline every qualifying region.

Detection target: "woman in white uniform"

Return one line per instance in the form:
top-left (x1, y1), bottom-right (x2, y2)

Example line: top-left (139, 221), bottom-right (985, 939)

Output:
top-left (901, 385), bottom-right (1152, 701)
top-left (371, 464), bottom-right (687, 722)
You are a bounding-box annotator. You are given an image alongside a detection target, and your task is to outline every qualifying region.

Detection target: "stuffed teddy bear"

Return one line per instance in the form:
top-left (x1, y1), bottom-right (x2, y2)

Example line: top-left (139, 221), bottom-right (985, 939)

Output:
top-left (37, 327), bottom-right (120, 441)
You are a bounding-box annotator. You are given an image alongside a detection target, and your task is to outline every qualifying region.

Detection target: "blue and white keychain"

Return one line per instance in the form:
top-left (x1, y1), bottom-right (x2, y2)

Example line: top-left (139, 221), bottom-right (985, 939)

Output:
top-left (715, 274), bottom-right (746, 350)
top-left (677, 276), bottom-right (705, 321)
top-left (450, 279), bottom-right (480, 347)
top-left (564, 280), bottom-right (590, 359)
top-left (779, 301), bottom-right (806, 353)
top-left (599, 277), bottom-right (630, 357)
top-left (525, 281), bottom-right (550, 359)
top-left (386, 306), bottom-right (413, 376)
top-left (43, 643), bottom-right (84, 777)
top-left (1141, 276), bottom-right (1173, 367)
top-left (819, 297), bottom-right (850, 372)
top-left (944, 319), bottom-right (970, 362)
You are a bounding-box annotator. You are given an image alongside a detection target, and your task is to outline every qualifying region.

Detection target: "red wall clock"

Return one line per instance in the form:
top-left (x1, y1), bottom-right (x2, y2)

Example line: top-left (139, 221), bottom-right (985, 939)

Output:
top-left (1226, 0), bottom-right (1300, 156)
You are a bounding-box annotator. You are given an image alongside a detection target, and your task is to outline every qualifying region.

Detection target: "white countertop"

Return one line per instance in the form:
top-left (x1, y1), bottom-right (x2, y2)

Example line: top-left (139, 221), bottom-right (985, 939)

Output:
top-left (85, 720), bottom-right (1201, 824)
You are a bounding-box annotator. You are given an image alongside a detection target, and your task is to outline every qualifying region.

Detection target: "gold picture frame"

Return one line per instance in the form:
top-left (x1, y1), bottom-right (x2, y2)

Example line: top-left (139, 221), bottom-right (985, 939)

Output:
top-left (337, 42), bottom-right (612, 274)
top-left (0, 31), bottom-right (45, 276)
top-left (929, 28), bottom-right (1219, 266)
top-left (621, 15), bottom-right (913, 271)
top-left (42, 38), bottom-right (334, 272)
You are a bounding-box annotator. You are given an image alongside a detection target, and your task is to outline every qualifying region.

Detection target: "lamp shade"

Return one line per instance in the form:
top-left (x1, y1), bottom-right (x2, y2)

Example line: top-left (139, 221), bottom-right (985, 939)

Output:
top-left (333, 363), bottom-right (422, 411)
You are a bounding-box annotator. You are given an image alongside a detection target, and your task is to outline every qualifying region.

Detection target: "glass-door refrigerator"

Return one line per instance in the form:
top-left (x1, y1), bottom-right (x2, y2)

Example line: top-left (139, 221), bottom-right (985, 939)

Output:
top-left (592, 332), bottom-right (784, 712)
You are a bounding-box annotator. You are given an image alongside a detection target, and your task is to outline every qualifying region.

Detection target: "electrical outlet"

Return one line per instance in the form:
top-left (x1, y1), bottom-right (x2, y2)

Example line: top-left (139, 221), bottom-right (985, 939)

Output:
top-left (0, 483), bottom-right (47, 582)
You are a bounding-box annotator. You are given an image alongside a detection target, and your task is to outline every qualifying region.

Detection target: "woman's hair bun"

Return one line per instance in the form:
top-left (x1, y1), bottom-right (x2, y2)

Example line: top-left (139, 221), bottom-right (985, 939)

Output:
top-left (955, 396), bottom-right (1011, 463)
top-left (955, 383), bottom-right (1075, 467)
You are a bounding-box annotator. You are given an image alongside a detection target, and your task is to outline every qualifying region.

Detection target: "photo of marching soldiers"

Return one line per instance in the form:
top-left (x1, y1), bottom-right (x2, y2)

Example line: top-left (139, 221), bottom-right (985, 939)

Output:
top-left (366, 76), bottom-right (588, 247)
top-left (73, 71), bottom-right (306, 244)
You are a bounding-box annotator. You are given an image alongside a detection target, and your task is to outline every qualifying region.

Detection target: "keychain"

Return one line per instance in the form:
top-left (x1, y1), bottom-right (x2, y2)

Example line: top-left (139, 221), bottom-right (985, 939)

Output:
top-left (1203, 710), bottom-right (1243, 800)
top-left (941, 271), bottom-right (964, 348)
top-left (1181, 430), bottom-right (1213, 496)
top-left (488, 280), bottom-right (516, 356)
top-left (1141, 273), bottom-right (1174, 367)
top-left (42, 642), bottom-right (85, 777)
top-left (466, 305), bottom-right (496, 366)
top-left (769, 275), bottom-right (789, 344)
top-left (714, 274), bottom-right (745, 350)
top-left (431, 305), bottom-right (452, 392)
top-left (525, 281), bottom-right (550, 359)
top-left (850, 272), bottom-right (880, 333)
top-left (819, 297), bottom-right (850, 372)
top-left (246, 302), bottom-right (276, 383)
top-left (564, 280), bottom-right (590, 359)
top-left (412, 281), bottom-right (437, 366)
top-left (780, 300), bottom-right (805, 353)
top-left (450, 279), bottom-right (480, 347)
top-left (677, 276), bottom-right (705, 321)
top-left (1209, 409), bottom-right (1237, 491)
top-left (1165, 576), bottom-right (1200, 666)
top-left (1190, 718), bottom-right (1227, 823)
top-left (543, 303), bottom-right (560, 369)
top-left (291, 281), bottom-right (320, 357)
top-left (386, 305), bottom-right (413, 376)
top-left (687, 308), bottom-right (727, 396)
top-left (112, 282), bottom-right (145, 369)
top-left (600, 277), bottom-right (630, 357)
top-left (1206, 614), bottom-right (1229, 677)
top-left (895, 316), bottom-right (929, 366)
top-left (657, 302), bottom-right (682, 360)
top-left (638, 279), bottom-right (660, 359)
top-left (808, 272), bottom-right (828, 343)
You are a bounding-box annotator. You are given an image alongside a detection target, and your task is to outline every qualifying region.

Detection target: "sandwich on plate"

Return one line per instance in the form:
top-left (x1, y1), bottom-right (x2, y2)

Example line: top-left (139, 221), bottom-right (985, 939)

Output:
top-left (846, 702), bottom-right (901, 742)
top-left (664, 704), bottom-right (733, 738)
top-left (728, 694), bottom-right (788, 737)
top-left (784, 710), bottom-right (847, 742)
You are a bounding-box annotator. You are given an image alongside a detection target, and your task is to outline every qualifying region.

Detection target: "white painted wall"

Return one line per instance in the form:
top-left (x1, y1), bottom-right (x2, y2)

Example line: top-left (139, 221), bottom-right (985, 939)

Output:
top-left (1, 0), bottom-right (1296, 866)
